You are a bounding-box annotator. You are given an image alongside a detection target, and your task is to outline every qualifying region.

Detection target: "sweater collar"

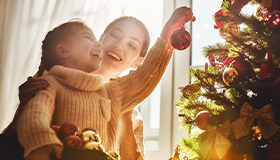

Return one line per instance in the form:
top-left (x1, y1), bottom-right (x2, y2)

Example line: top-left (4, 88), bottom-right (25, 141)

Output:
top-left (48, 65), bottom-right (103, 91)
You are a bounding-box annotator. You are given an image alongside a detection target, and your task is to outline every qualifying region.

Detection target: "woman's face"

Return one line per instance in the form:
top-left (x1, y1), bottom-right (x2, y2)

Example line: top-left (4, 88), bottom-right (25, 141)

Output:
top-left (99, 20), bottom-right (145, 77)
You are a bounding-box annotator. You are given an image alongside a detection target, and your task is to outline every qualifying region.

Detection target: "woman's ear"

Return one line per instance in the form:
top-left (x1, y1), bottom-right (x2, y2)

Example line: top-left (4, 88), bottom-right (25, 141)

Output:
top-left (56, 44), bottom-right (70, 59)
top-left (130, 57), bottom-right (144, 69)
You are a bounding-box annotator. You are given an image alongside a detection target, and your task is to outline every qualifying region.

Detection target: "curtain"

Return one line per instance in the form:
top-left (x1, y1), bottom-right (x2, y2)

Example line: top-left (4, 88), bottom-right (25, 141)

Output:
top-left (0, 0), bottom-right (125, 131)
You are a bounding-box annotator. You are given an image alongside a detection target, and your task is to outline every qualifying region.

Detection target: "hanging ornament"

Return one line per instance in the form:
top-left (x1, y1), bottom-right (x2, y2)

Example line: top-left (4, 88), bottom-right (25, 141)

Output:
top-left (170, 27), bottom-right (192, 50)
top-left (222, 67), bottom-right (239, 86)
top-left (257, 50), bottom-right (276, 79)
top-left (195, 111), bottom-right (211, 130)
top-left (178, 83), bottom-right (201, 99)
top-left (231, 57), bottom-right (255, 79)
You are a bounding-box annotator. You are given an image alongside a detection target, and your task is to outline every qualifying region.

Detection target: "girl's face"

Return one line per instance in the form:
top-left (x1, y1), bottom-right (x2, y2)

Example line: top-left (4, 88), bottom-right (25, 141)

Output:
top-left (99, 20), bottom-right (145, 77)
top-left (65, 26), bottom-right (103, 73)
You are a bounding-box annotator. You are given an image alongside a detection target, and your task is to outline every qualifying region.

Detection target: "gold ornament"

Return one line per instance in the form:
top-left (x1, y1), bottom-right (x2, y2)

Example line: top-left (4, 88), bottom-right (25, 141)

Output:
top-left (84, 141), bottom-right (105, 152)
top-left (80, 130), bottom-right (101, 143)
top-left (106, 150), bottom-right (120, 160)
top-left (200, 120), bottom-right (232, 160)
top-left (178, 83), bottom-right (201, 99)
top-left (231, 102), bottom-right (279, 139)
top-left (222, 68), bottom-right (239, 85)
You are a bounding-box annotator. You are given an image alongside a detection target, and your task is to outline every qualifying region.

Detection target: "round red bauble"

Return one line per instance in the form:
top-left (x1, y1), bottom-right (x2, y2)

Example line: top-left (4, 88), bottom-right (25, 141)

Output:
top-left (63, 135), bottom-right (84, 148)
top-left (195, 111), bottom-right (211, 130)
top-left (170, 28), bottom-right (191, 50)
top-left (58, 122), bottom-right (79, 141)
top-left (231, 57), bottom-right (254, 79)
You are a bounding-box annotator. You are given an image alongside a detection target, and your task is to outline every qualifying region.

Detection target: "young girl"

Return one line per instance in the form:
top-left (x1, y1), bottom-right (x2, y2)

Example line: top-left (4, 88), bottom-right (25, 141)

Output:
top-left (9, 16), bottom-right (150, 160)
top-left (17, 6), bottom-right (194, 160)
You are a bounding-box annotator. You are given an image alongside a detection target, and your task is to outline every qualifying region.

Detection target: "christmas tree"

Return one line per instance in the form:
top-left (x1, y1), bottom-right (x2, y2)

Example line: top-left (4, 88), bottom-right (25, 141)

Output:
top-left (173, 0), bottom-right (280, 159)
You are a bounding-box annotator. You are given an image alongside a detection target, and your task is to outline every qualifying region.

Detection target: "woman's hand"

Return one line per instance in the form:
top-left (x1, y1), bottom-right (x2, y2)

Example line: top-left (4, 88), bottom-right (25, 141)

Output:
top-left (19, 76), bottom-right (49, 106)
top-left (7, 77), bottom-right (49, 129)
top-left (25, 144), bottom-right (63, 160)
top-left (161, 6), bottom-right (195, 42)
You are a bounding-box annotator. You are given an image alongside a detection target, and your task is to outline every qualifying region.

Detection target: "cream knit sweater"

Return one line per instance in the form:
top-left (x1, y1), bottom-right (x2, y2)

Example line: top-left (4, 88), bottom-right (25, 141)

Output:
top-left (17, 38), bottom-right (174, 157)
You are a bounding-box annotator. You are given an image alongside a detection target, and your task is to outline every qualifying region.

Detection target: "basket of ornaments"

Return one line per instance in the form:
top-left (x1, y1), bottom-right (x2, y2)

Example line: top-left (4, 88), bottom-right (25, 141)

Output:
top-left (50, 122), bottom-right (120, 160)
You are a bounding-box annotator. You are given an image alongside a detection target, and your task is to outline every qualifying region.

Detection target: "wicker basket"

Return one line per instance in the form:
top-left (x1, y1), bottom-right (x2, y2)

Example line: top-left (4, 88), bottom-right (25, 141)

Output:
top-left (0, 134), bottom-right (24, 160)
top-left (0, 134), bottom-right (115, 160)
top-left (51, 146), bottom-right (116, 160)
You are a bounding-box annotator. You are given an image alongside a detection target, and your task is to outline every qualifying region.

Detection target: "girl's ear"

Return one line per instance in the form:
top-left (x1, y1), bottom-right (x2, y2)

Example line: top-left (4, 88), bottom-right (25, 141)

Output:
top-left (56, 44), bottom-right (70, 59)
top-left (130, 57), bottom-right (144, 69)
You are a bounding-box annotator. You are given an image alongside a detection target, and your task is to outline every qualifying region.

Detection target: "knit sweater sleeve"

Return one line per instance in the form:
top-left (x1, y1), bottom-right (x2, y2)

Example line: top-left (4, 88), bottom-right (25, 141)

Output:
top-left (17, 76), bottom-right (63, 157)
top-left (107, 37), bottom-right (174, 114)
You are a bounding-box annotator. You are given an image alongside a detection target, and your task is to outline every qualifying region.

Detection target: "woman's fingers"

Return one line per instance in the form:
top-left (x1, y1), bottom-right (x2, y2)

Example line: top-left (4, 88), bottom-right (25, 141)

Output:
top-left (19, 78), bottom-right (49, 98)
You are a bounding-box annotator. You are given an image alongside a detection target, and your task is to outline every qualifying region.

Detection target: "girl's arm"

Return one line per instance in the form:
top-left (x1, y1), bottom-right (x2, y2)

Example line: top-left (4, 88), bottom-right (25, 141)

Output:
top-left (17, 77), bottom-right (62, 158)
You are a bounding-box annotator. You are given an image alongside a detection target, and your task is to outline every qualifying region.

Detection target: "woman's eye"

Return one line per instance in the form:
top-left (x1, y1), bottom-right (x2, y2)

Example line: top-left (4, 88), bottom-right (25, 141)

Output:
top-left (110, 33), bottom-right (118, 39)
top-left (128, 44), bottom-right (136, 50)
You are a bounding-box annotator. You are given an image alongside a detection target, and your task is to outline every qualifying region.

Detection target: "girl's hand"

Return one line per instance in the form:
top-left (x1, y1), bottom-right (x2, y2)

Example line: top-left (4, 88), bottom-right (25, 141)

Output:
top-left (161, 6), bottom-right (195, 42)
top-left (25, 144), bottom-right (63, 160)
top-left (19, 76), bottom-right (49, 106)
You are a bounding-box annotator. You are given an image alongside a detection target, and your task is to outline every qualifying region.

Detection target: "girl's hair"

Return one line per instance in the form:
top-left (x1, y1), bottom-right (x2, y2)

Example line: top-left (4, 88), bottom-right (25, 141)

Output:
top-left (102, 16), bottom-right (150, 58)
top-left (37, 20), bottom-right (88, 77)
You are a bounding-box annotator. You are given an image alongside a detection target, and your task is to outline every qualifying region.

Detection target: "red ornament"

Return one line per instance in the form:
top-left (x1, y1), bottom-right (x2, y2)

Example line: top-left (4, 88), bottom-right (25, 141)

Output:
top-left (195, 111), bottom-right (211, 130)
top-left (170, 28), bottom-right (191, 50)
top-left (58, 122), bottom-right (79, 141)
top-left (63, 135), bottom-right (84, 148)
top-left (231, 57), bottom-right (254, 79)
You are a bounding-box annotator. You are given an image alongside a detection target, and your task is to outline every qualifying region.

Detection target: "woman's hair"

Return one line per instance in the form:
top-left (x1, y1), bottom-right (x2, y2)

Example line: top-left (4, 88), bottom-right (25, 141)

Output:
top-left (37, 20), bottom-right (88, 77)
top-left (102, 16), bottom-right (150, 58)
